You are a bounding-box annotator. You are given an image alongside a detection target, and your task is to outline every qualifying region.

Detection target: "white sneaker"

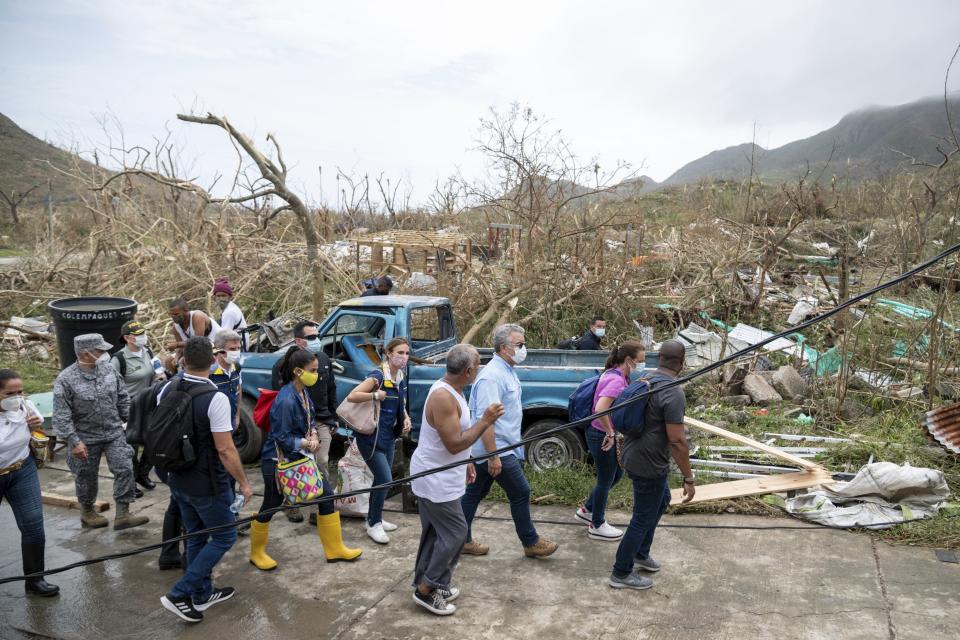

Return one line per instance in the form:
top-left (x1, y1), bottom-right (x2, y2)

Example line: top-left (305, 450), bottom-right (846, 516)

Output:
top-left (587, 522), bottom-right (623, 541)
top-left (367, 522), bottom-right (390, 544)
top-left (381, 520), bottom-right (398, 532)
top-left (574, 506), bottom-right (592, 525)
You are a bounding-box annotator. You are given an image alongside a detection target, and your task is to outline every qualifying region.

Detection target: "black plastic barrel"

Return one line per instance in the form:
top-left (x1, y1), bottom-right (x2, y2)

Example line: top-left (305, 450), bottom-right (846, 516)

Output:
top-left (48, 297), bottom-right (138, 369)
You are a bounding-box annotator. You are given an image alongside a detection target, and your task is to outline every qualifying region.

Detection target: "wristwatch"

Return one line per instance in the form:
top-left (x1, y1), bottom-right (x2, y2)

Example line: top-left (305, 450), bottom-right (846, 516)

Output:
top-left (683, 475), bottom-right (695, 484)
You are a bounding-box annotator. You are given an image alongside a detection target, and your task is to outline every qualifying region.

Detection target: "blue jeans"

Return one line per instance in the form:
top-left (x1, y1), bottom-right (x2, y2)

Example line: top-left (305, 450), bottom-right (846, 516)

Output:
top-left (612, 474), bottom-right (671, 577)
top-left (583, 428), bottom-right (624, 527)
top-left (460, 454), bottom-right (538, 547)
top-left (0, 456), bottom-right (45, 545)
top-left (168, 487), bottom-right (238, 602)
top-left (355, 437), bottom-right (395, 527)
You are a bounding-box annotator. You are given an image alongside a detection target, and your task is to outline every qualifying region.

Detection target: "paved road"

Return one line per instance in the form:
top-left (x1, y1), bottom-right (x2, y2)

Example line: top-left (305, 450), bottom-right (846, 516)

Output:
top-left (1, 461), bottom-right (957, 639)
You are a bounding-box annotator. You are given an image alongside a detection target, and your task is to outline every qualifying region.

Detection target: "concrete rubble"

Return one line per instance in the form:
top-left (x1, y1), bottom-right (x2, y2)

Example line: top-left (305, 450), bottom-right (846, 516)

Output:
top-left (742, 373), bottom-right (782, 405)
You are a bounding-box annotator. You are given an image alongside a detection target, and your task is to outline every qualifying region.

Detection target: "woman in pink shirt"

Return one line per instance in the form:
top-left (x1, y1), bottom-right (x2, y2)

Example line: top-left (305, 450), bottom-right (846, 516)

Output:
top-left (575, 341), bottom-right (645, 541)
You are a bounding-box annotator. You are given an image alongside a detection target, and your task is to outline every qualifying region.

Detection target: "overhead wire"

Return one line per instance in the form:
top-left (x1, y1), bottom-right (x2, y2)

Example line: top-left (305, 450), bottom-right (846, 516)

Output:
top-left (2, 240), bottom-right (959, 585)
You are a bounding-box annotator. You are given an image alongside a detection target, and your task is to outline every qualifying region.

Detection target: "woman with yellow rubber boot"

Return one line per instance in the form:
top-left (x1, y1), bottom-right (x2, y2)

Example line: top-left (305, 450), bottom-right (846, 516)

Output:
top-left (249, 347), bottom-right (362, 570)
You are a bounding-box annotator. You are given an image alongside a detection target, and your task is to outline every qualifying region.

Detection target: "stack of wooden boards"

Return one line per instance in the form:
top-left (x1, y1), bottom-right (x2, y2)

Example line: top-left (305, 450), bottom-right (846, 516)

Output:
top-left (670, 416), bottom-right (835, 504)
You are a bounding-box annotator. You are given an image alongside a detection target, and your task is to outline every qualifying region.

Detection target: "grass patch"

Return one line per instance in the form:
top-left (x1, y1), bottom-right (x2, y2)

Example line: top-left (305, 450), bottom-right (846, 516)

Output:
top-left (0, 248), bottom-right (27, 257)
top-left (4, 353), bottom-right (59, 394)
top-left (483, 406), bottom-right (960, 549)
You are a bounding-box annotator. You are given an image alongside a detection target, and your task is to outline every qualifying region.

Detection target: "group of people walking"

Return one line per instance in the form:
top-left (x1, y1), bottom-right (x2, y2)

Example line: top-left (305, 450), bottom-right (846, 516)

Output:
top-left (0, 277), bottom-right (695, 624)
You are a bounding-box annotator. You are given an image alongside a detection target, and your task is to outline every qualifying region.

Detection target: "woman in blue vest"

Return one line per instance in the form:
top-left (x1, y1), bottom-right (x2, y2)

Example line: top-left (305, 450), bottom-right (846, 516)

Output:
top-left (346, 337), bottom-right (412, 544)
top-left (248, 347), bottom-right (362, 570)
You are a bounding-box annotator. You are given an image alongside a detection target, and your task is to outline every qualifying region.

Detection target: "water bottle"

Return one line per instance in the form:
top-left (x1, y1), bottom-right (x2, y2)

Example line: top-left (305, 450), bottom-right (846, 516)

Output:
top-left (229, 493), bottom-right (246, 514)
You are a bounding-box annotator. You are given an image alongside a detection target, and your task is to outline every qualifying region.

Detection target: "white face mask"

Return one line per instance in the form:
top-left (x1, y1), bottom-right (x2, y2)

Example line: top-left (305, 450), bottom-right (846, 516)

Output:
top-left (134, 335), bottom-right (148, 347)
top-left (594, 327), bottom-right (606, 337)
top-left (97, 352), bottom-right (110, 364)
top-left (224, 350), bottom-right (241, 364)
top-left (0, 395), bottom-right (23, 412)
top-left (512, 345), bottom-right (528, 365)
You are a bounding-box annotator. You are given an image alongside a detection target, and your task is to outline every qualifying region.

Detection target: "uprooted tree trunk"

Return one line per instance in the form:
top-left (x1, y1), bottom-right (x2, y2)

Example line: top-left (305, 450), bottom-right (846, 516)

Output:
top-left (459, 281), bottom-right (535, 345)
top-left (175, 113), bottom-right (326, 318)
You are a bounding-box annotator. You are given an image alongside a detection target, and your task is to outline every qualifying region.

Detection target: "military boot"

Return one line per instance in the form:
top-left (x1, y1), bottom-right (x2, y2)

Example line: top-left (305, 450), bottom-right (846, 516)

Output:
top-left (114, 502), bottom-right (150, 530)
top-left (80, 504), bottom-right (108, 529)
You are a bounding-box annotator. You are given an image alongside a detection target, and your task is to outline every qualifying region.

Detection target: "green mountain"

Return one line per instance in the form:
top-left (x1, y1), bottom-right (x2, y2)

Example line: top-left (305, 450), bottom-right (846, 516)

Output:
top-left (663, 95), bottom-right (960, 185)
top-left (0, 112), bottom-right (102, 204)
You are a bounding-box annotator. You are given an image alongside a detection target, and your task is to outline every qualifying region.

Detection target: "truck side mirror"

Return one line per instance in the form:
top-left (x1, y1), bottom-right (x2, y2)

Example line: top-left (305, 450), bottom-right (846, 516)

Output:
top-left (331, 361), bottom-right (345, 375)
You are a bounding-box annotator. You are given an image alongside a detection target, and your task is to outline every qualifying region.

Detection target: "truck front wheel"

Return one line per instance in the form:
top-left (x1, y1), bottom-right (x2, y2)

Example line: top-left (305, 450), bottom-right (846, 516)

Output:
top-left (524, 418), bottom-right (586, 472)
top-left (236, 395), bottom-right (265, 464)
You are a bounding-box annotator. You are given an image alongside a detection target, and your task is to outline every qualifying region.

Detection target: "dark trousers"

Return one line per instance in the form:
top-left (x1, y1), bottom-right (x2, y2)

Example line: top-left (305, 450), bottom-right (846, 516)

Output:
top-left (168, 487), bottom-right (238, 602)
top-left (413, 497), bottom-right (468, 591)
top-left (460, 455), bottom-right (538, 547)
top-left (132, 446), bottom-right (153, 482)
top-left (256, 458), bottom-right (333, 523)
top-left (612, 474), bottom-right (671, 577)
top-left (583, 428), bottom-right (624, 527)
top-left (0, 456), bottom-right (45, 545)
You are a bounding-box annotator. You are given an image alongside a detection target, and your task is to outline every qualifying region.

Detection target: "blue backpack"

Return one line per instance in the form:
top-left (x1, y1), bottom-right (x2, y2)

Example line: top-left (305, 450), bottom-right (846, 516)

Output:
top-left (609, 374), bottom-right (672, 435)
top-left (567, 374), bottom-right (602, 424)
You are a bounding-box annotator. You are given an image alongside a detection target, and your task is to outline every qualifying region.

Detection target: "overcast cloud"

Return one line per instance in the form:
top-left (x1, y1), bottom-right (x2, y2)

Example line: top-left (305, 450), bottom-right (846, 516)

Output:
top-left (2, 0), bottom-right (959, 204)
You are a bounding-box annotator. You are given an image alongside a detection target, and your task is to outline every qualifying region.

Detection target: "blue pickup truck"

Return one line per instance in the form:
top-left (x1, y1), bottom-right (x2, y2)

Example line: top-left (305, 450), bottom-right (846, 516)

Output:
top-left (235, 295), bottom-right (658, 470)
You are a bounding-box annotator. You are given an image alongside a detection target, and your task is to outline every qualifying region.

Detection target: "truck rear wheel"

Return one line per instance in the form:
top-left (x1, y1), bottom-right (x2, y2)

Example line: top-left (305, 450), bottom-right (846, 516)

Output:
top-left (236, 395), bottom-right (264, 464)
top-left (524, 418), bottom-right (586, 471)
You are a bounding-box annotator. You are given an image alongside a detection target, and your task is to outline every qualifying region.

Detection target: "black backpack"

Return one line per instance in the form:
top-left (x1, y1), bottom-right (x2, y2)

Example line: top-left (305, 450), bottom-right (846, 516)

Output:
top-left (126, 379), bottom-right (167, 447)
top-left (145, 378), bottom-right (217, 472)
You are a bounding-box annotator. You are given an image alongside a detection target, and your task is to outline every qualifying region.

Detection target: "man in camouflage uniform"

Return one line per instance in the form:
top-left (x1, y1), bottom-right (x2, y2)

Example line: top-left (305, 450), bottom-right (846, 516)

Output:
top-left (53, 333), bottom-right (149, 530)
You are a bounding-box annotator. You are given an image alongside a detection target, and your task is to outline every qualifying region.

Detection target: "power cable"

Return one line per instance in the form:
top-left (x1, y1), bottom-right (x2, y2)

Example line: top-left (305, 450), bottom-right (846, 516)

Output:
top-left (3, 240), bottom-right (959, 585)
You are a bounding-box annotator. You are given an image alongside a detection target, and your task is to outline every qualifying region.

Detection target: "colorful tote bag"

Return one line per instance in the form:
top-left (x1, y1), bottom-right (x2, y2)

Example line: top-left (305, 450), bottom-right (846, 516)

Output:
top-left (275, 445), bottom-right (323, 505)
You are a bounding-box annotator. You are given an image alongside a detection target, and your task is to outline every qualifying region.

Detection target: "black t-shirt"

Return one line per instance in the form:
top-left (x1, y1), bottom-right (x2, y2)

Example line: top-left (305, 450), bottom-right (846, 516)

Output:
top-left (621, 375), bottom-right (686, 478)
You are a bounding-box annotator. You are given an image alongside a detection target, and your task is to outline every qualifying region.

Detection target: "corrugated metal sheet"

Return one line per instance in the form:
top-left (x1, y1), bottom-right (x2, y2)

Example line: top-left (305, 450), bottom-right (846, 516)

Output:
top-left (923, 402), bottom-right (960, 455)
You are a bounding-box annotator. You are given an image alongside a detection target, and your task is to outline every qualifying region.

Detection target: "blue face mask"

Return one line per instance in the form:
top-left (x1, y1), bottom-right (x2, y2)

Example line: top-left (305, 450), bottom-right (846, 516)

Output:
top-left (305, 338), bottom-right (322, 352)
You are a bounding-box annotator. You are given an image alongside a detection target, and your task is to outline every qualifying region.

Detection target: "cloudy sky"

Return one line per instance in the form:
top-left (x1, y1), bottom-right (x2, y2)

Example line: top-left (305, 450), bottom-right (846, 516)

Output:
top-left (2, 0), bottom-right (959, 204)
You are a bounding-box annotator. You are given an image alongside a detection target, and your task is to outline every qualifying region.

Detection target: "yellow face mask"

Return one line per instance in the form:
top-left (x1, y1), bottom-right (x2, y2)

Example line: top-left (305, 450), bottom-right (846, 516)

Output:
top-left (298, 370), bottom-right (319, 387)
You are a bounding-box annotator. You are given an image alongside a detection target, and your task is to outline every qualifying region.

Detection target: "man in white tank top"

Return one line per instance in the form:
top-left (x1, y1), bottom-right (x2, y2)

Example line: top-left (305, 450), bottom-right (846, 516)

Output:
top-left (163, 297), bottom-right (222, 370)
top-left (409, 344), bottom-right (504, 616)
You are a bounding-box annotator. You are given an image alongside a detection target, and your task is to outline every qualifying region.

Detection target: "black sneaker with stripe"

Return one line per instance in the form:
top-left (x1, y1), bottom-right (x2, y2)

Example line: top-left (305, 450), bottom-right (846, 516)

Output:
top-left (413, 589), bottom-right (456, 616)
top-left (194, 586), bottom-right (236, 611)
top-left (437, 585), bottom-right (460, 602)
top-left (161, 594), bottom-right (203, 622)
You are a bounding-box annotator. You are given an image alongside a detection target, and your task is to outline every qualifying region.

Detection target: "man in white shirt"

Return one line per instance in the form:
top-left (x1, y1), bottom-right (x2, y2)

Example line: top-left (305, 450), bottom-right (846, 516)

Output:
top-left (409, 345), bottom-right (503, 616)
top-left (159, 338), bottom-right (253, 623)
top-left (212, 278), bottom-right (247, 345)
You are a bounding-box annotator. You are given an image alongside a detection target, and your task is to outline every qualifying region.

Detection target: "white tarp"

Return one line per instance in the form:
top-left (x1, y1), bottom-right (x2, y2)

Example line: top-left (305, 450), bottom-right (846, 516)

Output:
top-left (785, 462), bottom-right (950, 529)
top-left (728, 323), bottom-right (801, 356)
top-left (788, 296), bottom-right (819, 325)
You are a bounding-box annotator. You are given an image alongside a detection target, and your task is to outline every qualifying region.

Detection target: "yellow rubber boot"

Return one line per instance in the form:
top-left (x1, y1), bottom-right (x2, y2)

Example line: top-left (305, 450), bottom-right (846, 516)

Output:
top-left (316, 512), bottom-right (362, 563)
top-left (248, 520), bottom-right (278, 571)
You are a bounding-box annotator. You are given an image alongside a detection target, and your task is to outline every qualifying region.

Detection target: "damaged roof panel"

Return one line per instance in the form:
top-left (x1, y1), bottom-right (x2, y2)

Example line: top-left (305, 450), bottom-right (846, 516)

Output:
top-left (923, 402), bottom-right (960, 455)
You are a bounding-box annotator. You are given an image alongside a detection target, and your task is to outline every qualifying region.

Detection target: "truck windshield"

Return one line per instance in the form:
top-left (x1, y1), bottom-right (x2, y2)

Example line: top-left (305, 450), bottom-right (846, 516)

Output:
top-left (323, 312), bottom-right (387, 362)
top-left (409, 305), bottom-right (454, 351)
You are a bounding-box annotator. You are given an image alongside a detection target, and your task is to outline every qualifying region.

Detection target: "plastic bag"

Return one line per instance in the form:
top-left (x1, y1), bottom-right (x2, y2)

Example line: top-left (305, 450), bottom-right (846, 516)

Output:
top-left (335, 439), bottom-right (374, 518)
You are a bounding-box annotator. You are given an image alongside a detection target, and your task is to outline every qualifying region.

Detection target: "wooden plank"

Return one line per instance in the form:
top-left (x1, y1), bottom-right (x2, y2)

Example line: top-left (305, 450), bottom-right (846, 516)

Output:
top-left (42, 492), bottom-right (110, 512)
top-left (670, 468), bottom-right (834, 505)
top-left (684, 416), bottom-right (820, 470)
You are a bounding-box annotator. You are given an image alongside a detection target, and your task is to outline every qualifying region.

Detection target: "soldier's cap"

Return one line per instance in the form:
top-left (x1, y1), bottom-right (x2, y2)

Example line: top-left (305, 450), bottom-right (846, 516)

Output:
top-left (73, 333), bottom-right (112, 353)
top-left (121, 321), bottom-right (146, 336)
